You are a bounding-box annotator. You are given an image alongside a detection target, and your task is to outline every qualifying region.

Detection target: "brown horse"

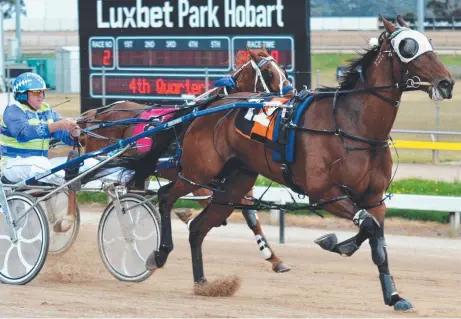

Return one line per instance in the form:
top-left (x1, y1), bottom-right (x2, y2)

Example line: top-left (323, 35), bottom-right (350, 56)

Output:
top-left (77, 46), bottom-right (293, 272)
top-left (146, 15), bottom-right (454, 310)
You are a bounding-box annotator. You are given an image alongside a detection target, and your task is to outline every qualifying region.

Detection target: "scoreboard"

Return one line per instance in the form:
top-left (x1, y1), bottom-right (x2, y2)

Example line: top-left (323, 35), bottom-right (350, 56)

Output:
top-left (79, 0), bottom-right (311, 113)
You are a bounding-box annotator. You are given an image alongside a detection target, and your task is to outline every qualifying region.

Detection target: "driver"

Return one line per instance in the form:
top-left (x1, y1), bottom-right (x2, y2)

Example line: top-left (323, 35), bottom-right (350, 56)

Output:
top-left (0, 72), bottom-right (96, 185)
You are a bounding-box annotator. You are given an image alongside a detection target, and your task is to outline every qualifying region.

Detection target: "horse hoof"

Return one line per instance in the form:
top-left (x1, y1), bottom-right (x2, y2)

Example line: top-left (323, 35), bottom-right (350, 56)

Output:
top-left (145, 252), bottom-right (159, 271)
top-left (175, 209), bottom-right (193, 224)
top-left (53, 217), bottom-right (75, 233)
top-left (393, 299), bottom-right (414, 311)
top-left (273, 262), bottom-right (291, 273)
top-left (154, 249), bottom-right (170, 268)
top-left (314, 233), bottom-right (338, 251)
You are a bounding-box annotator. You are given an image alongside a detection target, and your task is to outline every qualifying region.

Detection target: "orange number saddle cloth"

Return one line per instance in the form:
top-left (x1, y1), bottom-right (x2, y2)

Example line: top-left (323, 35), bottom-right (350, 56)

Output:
top-left (234, 94), bottom-right (314, 163)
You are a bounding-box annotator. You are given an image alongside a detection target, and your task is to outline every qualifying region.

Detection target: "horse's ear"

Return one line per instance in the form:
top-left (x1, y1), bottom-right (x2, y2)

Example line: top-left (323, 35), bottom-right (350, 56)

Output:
top-left (247, 45), bottom-right (260, 62)
top-left (379, 13), bottom-right (397, 34)
top-left (396, 14), bottom-right (409, 28)
top-left (260, 44), bottom-right (269, 54)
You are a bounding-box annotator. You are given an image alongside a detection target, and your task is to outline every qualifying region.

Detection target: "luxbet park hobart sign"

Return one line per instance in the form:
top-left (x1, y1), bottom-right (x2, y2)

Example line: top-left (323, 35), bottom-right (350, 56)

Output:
top-left (79, 0), bottom-right (311, 113)
top-left (96, 0), bottom-right (285, 28)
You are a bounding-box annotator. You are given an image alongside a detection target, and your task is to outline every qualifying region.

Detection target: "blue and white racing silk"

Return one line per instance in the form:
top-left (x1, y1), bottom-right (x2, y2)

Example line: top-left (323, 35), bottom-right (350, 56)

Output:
top-left (0, 102), bottom-right (74, 165)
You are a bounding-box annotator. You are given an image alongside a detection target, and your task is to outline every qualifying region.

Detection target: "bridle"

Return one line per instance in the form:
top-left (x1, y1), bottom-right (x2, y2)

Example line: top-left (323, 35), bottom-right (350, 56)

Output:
top-left (232, 55), bottom-right (294, 96)
top-left (311, 29), bottom-right (433, 109)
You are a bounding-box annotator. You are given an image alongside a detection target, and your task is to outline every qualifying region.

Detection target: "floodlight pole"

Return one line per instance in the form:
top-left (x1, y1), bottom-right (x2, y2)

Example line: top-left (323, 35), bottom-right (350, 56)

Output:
top-left (0, 11), bottom-right (5, 92)
top-left (417, 0), bottom-right (425, 33)
top-left (15, 0), bottom-right (22, 62)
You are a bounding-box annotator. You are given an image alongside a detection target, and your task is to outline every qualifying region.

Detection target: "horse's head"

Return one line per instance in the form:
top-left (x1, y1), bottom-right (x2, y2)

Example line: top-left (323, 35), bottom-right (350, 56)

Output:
top-left (232, 45), bottom-right (294, 96)
top-left (378, 14), bottom-right (454, 100)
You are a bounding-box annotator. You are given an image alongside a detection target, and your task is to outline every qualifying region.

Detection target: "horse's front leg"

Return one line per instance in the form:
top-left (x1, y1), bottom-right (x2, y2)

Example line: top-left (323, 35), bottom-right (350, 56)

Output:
top-left (365, 202), bottom-right (413, 311)
top-left (314, 188), bottom-right (413, 311)
top-left (145, 178), bottom-right (199, 270)
top-left (313, 188), bottom-right (366, 257)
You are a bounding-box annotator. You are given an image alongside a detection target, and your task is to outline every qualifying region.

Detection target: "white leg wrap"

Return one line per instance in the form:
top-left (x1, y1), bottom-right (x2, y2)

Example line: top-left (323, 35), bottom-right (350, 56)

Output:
top-left (186, 219), bottom-right (193, 231)
top-left (353, 209), bottom-right (380, 227)
top-left (255, 235), bottom-right (272, 259)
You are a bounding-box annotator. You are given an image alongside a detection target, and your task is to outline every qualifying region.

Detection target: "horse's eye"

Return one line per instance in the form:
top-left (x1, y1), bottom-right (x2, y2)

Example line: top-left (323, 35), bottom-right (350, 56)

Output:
top-left (399, 38), bottom-right (419, 59)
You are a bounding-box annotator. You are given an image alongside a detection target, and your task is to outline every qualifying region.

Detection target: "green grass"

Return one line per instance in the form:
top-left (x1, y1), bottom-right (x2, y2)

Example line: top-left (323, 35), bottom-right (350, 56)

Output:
top-left (386, 209), bottom-right (449, 223)
top-left (311, 53), bottom-right (356, 73)
top-left (438, 55), bottom-right (461, 66)
top-left (388, 178), bottom-right (461, 196)
top-left (77, 191), bottom-right (108, 204)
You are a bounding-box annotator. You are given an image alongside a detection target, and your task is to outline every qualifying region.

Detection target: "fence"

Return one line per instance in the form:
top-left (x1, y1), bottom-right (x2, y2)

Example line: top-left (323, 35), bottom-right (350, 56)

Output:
top-left (84, 180), bottom-right (461, 243)
top-left (392, 129), bottom-right (461, 164)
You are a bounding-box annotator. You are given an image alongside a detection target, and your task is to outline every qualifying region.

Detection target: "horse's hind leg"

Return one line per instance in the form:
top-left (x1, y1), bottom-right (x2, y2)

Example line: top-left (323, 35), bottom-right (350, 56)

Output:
top-left (175, 187), bottom-right (212, 225)
top-left (176, 188), bottom-right (291, 273)
top-left (241, 208), bottom-right (290, 273)
top-left (189, 168), bottom-right (258, 296)
top-left (53, 191), bottom-right (77, 233)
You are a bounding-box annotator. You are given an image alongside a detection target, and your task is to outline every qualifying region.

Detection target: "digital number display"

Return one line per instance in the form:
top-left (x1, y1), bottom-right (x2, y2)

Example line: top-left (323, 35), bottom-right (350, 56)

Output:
top-left (90, 73), bottom-right (295, 100)
top-left (89, 37), bottom-right (115, 70)
top-left (117, 36), bottom-right (231, 71)
top-left (232, 37), bottom-right (295, 71)
top-left (90, 74), bottom-right (221, 100)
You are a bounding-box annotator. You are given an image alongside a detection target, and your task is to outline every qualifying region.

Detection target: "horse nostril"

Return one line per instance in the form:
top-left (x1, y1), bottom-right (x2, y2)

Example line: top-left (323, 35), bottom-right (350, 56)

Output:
top-left (439, 79), bottom-right (452, 90)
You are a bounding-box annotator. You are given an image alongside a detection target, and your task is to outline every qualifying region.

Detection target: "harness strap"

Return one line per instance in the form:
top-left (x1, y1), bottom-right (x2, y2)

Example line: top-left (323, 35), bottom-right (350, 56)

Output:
top-left (280, 164), bottom-right (308, 196)
top-left (276, 40), bottom-right (415, 207)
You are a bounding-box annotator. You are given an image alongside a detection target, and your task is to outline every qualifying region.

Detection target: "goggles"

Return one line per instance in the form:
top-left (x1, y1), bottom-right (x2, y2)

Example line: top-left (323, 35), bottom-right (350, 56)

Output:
top-left (29, 90), bottom-right (46, 96)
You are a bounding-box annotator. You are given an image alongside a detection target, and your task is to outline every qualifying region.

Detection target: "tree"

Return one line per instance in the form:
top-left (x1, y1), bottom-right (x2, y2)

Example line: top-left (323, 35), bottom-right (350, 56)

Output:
top-left (310, 0), bottom-right (416, 17)
top-left (427, 0), bottom-right (461, 18)
top-left (0, 0), bottom-right (26, 19)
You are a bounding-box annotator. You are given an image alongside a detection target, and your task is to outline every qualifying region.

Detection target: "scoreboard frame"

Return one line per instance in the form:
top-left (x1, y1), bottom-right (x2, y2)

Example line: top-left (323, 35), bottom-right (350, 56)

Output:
top-left (78, 0), bottom-right (311, 113)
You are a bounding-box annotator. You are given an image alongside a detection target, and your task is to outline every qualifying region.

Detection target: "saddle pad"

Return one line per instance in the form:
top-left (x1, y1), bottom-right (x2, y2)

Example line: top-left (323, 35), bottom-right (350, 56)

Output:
top-left (133, 108), bottom-right (177, 152)
top-left (234, 97), bottom-right (290, 144)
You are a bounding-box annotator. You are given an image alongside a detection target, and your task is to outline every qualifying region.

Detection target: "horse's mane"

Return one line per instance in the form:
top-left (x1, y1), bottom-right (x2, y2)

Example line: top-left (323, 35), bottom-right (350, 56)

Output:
top-left (316, 32), bottom-right (386, 94)
top-left (235, 50), bottom-right (249, 68)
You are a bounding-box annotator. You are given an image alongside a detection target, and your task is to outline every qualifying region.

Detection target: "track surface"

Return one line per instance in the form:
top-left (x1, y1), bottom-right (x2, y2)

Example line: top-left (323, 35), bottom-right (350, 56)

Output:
top-left (1, 212), bottom-right (461, 318)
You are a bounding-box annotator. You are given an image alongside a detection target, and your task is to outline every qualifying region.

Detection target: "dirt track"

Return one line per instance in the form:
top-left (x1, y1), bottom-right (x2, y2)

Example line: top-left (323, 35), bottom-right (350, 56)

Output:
top-left (1, 212), bottom-right (461, 318)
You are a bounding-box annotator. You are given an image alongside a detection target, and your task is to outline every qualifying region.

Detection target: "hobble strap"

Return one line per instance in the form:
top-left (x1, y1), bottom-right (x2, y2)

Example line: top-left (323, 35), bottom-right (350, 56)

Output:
top-left (353, 209), bottom-right (380, 227)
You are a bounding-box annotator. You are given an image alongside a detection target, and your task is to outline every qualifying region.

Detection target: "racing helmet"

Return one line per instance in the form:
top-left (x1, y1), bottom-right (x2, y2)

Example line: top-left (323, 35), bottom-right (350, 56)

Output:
top-left (12, 72), bottom-right (48, 103)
